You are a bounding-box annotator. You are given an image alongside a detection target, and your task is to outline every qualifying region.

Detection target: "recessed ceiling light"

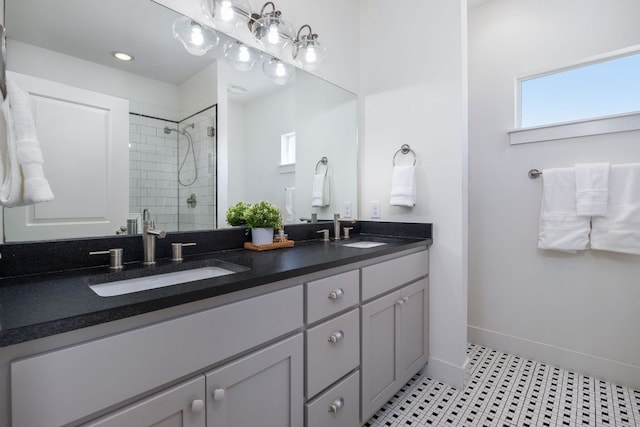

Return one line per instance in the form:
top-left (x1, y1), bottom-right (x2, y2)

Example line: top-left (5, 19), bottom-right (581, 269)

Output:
top-left (227, 84), bottom-right (248, 94)
top-left (111, 51), bottom-right (135, 61)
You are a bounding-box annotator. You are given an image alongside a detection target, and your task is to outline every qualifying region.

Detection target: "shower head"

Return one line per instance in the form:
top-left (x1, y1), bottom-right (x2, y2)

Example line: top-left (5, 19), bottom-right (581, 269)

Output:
top-left (164, 124), bottom-right (194, 135)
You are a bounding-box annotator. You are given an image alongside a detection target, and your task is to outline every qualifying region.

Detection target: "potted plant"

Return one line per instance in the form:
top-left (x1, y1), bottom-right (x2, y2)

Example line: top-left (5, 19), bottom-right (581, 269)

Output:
top-left (244, 200), bottom-right (282, 245)
top-left (226, 201), bottom-right (251, 226)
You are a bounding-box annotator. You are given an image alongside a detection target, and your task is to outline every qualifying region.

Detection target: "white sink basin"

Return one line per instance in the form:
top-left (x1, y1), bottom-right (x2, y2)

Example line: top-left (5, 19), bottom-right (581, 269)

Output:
top-left (89, 266), bottom-right (238, 297)
top-left (342, 241), bottom-right (387, 249)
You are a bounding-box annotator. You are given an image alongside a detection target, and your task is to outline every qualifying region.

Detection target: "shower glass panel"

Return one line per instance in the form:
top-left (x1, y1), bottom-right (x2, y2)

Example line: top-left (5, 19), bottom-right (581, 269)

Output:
top-left (128, 104), bottom-right (217, 233)
top-left (177, 105), bottom-right (217, 231)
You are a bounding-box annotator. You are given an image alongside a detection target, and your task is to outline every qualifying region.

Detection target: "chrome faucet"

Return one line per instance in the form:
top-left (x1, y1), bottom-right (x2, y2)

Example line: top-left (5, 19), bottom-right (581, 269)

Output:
top-left (143, 220), bottom-right (166, 265)
top-left (334, 214), bottom-right (357, 240)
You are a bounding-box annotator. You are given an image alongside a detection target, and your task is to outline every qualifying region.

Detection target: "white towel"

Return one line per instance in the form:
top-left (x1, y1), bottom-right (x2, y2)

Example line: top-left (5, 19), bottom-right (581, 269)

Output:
top-left (537, 167), bottom-right (590, 252)
top-left (390, 165), bottom-right (416, 207)
top-left (0, 92), bottom-right (22, 206)
top-left (284, 187), bottom-right (295, 223)
top-left (590, 163), bottom-right (640, 255)
top-left (311, 173), bottom-right (329, 207)
top-left (574, 163), bottom-right (609, 217)
top-left (0, 81), bottom-right (54, 207)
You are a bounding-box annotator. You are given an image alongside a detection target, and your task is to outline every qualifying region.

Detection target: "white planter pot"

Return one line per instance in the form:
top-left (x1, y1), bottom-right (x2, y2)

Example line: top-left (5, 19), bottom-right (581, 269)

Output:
top-left (251, 227), bottom-right (274, 245)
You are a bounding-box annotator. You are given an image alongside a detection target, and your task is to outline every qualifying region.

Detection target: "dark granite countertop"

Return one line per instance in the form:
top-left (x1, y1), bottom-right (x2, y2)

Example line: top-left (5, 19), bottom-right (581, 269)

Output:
top-left (0, 222), bottom-right (432, 348)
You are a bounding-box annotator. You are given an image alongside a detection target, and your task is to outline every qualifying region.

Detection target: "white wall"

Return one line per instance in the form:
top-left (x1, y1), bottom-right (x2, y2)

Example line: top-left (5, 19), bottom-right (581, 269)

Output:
top-left (359, 0), bottom-right (469, 388)
top-left (240, 85), bottom-right (295, 207)
top-left (468, 0), bottom-right (640, 389)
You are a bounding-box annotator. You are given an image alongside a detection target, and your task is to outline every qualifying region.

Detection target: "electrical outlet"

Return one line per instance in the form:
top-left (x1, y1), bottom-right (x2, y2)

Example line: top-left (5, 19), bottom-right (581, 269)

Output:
top-left (370, 201), bottom-right (381, 219)
top-left (344, 201), bottom-right (352, 218)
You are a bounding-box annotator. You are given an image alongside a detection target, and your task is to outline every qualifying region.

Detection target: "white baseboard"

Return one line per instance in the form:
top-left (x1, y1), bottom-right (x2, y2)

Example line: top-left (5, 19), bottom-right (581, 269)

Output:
top-left (423, 356), bottom-right (467, 389)
top-left (468, 325), bottom-right (640, 390)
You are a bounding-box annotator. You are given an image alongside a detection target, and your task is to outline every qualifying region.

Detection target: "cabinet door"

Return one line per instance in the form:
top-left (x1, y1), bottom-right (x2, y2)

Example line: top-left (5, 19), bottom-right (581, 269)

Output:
top-left (83, 376), bottom-right (205, 427)
top-left (205, 334), bottom-right (303, 427)
top-left (360, 288), bottom-right (403, 422)
top-left (398, 278), bottom-right (429, 382)
top-left (360, 278), bottom-right (429, 423)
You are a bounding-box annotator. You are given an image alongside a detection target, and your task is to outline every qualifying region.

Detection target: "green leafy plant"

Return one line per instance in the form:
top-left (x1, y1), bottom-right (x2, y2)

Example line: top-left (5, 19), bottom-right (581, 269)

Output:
top-left (226, 201), bottom-right (251, 226)
top-left (244, 200), bottom-right (282, 229)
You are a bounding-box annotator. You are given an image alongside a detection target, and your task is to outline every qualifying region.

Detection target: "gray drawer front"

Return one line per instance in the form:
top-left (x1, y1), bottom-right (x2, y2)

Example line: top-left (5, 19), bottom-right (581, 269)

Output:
top-left (361, 250), bottom-right (428, 301)
top-left (306, 370), bottom-right (360, 427)
top-left (306, 269), bottom-right (359, 324)
top-left (305, 308), bottom-right (360, 398)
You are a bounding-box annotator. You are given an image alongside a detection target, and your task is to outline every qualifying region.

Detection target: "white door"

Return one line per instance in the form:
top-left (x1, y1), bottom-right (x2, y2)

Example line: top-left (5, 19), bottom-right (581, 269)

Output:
top-left (4, 71), bottom-right (129, 241)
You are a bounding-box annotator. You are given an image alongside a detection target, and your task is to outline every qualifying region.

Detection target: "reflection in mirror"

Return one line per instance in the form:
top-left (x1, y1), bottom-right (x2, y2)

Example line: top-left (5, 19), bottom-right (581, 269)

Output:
top-left (3, 0), bottom-right (357, 243)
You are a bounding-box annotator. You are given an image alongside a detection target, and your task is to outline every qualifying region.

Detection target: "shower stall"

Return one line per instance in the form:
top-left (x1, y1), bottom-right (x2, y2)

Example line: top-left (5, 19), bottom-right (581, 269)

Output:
top-left (128, 105), bottom-right (217, 232)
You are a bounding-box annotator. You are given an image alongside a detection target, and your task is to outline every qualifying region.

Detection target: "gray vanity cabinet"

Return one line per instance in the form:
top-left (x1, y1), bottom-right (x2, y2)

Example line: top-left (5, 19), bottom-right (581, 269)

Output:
top-left (84, 377), bottom-right (206, 427)
top-left (360, 251), bottom-right (429, 423)
top-left (205, 333), bottom-right (303, 427)
top-left (304, 270), bottom-right (360, 427)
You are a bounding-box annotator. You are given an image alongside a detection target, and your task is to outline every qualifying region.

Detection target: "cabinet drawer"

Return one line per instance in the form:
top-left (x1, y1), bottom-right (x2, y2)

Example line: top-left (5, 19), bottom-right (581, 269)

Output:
top-left (306, 270), bottom-right (359, 324)
top-left (306, 370), bottom-right (359, 427)
top-left (305, 308), bottom-right (359, 398)
top-left (361, 250), bottom-right (428, 301)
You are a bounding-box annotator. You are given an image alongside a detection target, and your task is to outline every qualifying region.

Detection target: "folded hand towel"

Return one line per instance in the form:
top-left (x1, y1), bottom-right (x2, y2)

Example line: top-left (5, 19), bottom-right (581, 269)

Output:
top-left (574, 163), bottom-right (609, 217)
top-left (7, 80), bottom-right (54, 204)
top-left (311, 173), bottom-right (329, 207)
top-left (0, 94), bottom-right (22, 206)
top-left (537, 167), bottom-right (590, 252)
top-left (390, 165), bottom-right (416, 207)
top-left (284, 187), bottom-right (295, 223)
top-left (590, 163), bottom-right (640, 255)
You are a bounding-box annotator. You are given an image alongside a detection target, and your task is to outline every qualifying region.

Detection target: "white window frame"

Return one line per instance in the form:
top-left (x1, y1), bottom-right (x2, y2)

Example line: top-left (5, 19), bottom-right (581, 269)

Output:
top-left (279, 131), bottom-right (296, 174)
top-left (509, 45), bottom-right (640, 145)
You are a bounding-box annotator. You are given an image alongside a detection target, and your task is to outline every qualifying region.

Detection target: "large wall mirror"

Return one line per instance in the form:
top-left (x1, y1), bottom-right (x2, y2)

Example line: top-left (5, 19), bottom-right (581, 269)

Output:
top-left (2, 0), bottom-right (357, 242)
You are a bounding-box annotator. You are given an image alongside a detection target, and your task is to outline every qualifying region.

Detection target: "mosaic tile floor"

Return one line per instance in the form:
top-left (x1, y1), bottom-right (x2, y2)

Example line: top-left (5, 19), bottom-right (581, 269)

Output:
top-left (364, 343), bottom-right (640, 426)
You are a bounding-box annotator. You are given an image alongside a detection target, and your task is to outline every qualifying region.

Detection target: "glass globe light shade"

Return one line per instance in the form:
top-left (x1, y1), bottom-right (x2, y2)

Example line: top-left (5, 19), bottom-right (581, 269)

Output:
top-left (224, 40), bottom-right (261, 72)
top-left (172, 17), bottom-right (219, 56)
top-left (252, 13), bottom-right (294, 55)
top-left (262, 57), bottom-right (295, 85)
top-left (213, 0), bottom-right (251, 33)
top-left (295, 36), bottom-right (328, 71)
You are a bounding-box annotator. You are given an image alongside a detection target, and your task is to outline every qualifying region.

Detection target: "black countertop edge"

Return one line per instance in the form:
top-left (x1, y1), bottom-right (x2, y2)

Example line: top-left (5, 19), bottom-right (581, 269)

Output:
top-left (0, 223), bottom-right (432, 348)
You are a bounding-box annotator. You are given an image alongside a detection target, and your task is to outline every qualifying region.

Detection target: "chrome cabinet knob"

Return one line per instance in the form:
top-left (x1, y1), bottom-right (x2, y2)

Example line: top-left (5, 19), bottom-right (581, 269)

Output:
top-left (328, 288), bottom-right (344, 300)
top-left (328, 330), bottom-right (344, 343)
top-left (212, 388), bottom-right (225, 401)
top-left (191, 399), bottom-right (205, 413)
top-left (328, 397), bottom-right (344, 413)
top-left (397, 299), bottom-right (404, 306)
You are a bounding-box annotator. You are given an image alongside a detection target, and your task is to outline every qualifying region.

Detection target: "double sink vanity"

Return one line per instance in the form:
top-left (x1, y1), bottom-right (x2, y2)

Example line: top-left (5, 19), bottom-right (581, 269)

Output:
top-left (0, 221), bottom-right (432, 427)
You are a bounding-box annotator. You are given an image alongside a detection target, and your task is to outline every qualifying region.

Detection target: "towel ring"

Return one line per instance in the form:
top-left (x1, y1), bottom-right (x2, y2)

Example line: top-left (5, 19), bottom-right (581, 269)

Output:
top-left (315, 156), bottom-right (328, 176)
top-left (393, 144), bottom-right (416, 166)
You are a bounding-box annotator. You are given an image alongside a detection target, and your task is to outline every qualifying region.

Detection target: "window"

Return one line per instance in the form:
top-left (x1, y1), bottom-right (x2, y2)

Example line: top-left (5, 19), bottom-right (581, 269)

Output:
top-left (511, 48), bottom-right (640, 145)
top-left (280, 131), bottom-right (296, 165)
top-left (519, 52), bottom-right (640, 128)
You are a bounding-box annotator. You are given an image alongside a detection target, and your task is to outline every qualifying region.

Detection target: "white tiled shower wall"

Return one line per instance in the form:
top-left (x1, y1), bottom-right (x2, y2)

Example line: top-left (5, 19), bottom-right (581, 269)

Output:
top-left (129, 107), bottom-right (216, 232)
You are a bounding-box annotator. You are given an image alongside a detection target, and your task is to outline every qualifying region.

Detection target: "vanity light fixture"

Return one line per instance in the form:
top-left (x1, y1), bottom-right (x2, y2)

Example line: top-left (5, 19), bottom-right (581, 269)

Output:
top-left (262, 57), bottom-right (295, 85)
top-left (111, 51), bottom-right (135, 61)
top-left (250, 2), bottom-right (294, 55)
top-left (293, 25), bottom-right (327, 71)
top-left (223, 40), bottom-right (262, 71)
top-left (200, 0), bottom-right (251, 34)
top-left (172, 16), bottom-right (219, 56)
